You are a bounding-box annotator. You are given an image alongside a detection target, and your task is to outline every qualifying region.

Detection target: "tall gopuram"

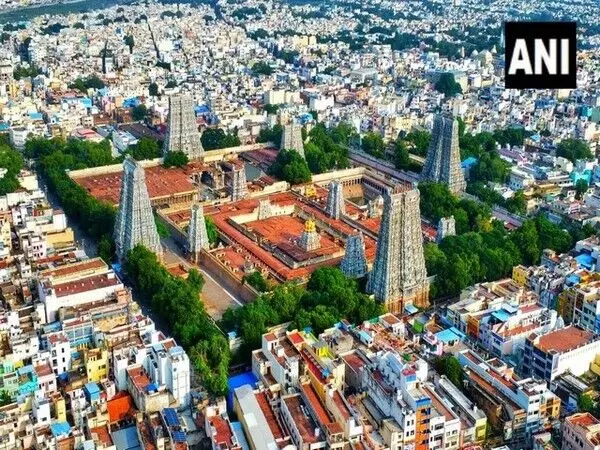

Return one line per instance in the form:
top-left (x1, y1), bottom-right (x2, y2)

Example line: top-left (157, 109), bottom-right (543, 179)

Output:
top-left (340, 232), bottom-right (368, 279)
top-left (367, 185), bottom-right (429, 313)
top-left (230, 164), bottom-right (248, 201)
top-left (325, 180), bottom-right (345, 220)
top-left (114, 157), bottom-right (163, 261)
top-left (188, 203), bottom-right (210, 263)
top-left (420, 115), bottom-right (466, 194)
top-left (280, 123), bottom-right (305, 158)
top-left (163, 94), bottom-right (204, 160)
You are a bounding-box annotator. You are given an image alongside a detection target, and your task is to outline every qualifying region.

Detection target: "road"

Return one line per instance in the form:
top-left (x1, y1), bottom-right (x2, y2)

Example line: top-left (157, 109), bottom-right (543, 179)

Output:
top-left (160, 236), bottom-right (244, 319)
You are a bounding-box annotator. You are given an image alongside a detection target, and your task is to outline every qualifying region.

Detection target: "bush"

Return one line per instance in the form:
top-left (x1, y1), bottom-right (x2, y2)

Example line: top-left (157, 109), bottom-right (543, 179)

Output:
top-left (163, 151), bottom-right (189, 168)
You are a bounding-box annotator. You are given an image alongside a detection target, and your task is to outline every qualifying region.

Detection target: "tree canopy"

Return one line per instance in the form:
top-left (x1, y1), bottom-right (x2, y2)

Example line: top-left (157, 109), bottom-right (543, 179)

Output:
top-left (434, 73), bottom-right (462, 97)
top-left (201, 128), bottom-right (241, 150)
top-left (361, 132), bottom-right (385, 158)
top-left (556, 138), bottom-right (593, 163)
top-left (125, 245), bottom-right (229, 396)
top-left (0, 143), bottom-right (24, 195)
top-left (163, 150), bottom-right (189, 168)
top-left (221, 267), bottom-right (384, 360)
top-left (269, 149), bottom-right (312, 184)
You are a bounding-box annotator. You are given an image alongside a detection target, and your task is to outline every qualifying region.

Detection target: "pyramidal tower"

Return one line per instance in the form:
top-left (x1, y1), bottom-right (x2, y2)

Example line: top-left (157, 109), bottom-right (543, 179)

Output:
top-left (280, 123), bottom-right (305, 158)
top-left (114, 157), bottom-right (162, 261)
top-left (437, 216), bottom-right (456, 243)
top-left (298, 218), bottom-right (320, 252)
top-left (420, 115), bottom-right (466, 194)
top-left (367, 185), bottom-right (429, 313)
top-left (163, 94), bottom-right (204, 160)
top-left (230, 164), bottom-right (248, 201)
top-left (325, 180), bottom-right (345, 220)
top-left (188, 203), bottom-right (209, 263)
top-left (340, 232), bottom-right (368, 279)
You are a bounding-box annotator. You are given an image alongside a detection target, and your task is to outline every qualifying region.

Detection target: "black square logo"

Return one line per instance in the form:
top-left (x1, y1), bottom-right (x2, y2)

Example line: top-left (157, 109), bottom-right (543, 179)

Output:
top-left (504, 21), bottom-right (576, 89)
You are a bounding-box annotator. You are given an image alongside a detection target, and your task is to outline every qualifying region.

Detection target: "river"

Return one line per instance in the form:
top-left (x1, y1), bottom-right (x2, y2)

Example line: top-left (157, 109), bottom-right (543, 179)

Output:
top-left (0, 0), bottom-right (135, 23)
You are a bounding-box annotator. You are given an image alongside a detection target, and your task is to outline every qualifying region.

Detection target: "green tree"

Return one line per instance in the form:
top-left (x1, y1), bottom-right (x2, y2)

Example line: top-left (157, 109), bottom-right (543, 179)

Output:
top-left (243, 271), bottom-right (269, 292)
top-left (163, 151), bottom-right (189, 168)
top-left (97, 234), bottom-right (115, 263)
top-left (361, 132), bottom-right (385, 158)
top-left (556, 138), bottom-right (593, 163)
top-left (252, 61), bottom-right (274, 76)
top-left (434, 356), bottom-right (464, 388)
top-left (205, 216), bottom-right (218, 245)
top-left (393, 139), bottom-right (411, 170)
top-left (578, 393), bottom-right (595, 414)
top-left (129, 137), bottom-right (161, 160)
top-left (132, 104), bottom-right (148, 121)
top-left (257, 124), bottom-right (283, 146)
top-left (575, 179), bottom-right (589, 200)
top-left (405, 129), bottom-right (431, 156)
top-left (201, 128), bottom-right (241, 150)
top-left (124, 34), bottom-right (134, 52)
top-left (0, 390), bottom-right (12, 406)
top-left (269, 149), bottom-right (311, 184)
top-left (148, 82), bottom-right (159, 97)
top-left (434, 73), bottom-right (462, 97)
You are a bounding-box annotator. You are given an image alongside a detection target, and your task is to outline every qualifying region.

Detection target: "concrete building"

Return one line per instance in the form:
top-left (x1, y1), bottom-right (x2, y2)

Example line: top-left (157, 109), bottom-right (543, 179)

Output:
top-left (563, 413), bottom-right (600, 450)
top-left (522, 325), bottom-right (600, 381)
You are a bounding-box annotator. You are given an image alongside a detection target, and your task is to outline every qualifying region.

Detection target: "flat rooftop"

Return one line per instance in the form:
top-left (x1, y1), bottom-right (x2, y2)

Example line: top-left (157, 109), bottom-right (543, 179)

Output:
top-left (73, 164), bottom-right (195, 205)
top-left (534, 326), bottom-right (595, 354)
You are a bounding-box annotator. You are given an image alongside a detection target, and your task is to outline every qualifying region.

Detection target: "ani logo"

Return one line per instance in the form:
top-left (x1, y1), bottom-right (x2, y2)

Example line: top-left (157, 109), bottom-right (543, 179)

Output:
top-left (504, 21), bottom-right (576, 89)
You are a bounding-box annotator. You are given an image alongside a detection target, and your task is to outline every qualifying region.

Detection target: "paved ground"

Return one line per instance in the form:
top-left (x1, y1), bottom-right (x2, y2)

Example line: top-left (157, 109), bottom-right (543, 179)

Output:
top-left (161, 236), bottom-right (243, 320)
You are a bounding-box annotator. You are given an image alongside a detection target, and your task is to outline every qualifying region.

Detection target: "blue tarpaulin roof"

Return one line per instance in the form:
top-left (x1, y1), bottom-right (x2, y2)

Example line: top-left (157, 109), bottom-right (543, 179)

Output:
top-left (435, 328), bottom-right (463, 344)
top-left (51, 422), bottom-right (71, 437)
top-left (462, 157), bottom-right (478, 169)
top-left (405, 304), bottom-right (419, 314)
top-left (576, 253), bottom-right (595, 270)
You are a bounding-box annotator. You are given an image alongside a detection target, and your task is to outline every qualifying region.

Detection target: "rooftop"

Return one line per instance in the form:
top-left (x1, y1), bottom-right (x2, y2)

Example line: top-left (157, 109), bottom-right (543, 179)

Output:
top-left (534, 326), bottom-right (595, 353)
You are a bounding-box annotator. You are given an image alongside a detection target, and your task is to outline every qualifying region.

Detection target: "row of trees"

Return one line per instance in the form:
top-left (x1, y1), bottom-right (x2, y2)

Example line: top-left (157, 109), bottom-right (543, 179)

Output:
top-left (201, 128), bottom-right (241, 150)
top-left (221, 267), bottom-right (384, 360)
top-left (420, 182), bottom-right (578, 298)
top-left (125, 245), bottom-right (230, 396)
top-left (0, 140), bottom-right (24, 195)
top-left (27, 137), bottom-right (118, 261)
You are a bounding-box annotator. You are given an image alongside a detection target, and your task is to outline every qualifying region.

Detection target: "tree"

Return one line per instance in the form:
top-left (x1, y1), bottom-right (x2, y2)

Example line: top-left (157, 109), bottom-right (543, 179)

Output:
top-left (124, 35), bottom-right (134, 52)
top-left (243, 271), bottom-right (269, 292)
top-left (252, 61), bottom-right (274, 76)
top-left (578, 393), bottom-right (595, 414)
top-left (269, 149), bottom-right (311, 184)
top-left (0, 143), bottom-right (24, 195)
top-left (201, 128), bottom-right (241, 150)
top-left (0, 391), bottom-right (12, 406)
top-left (257, 124), bottom-right (283, 146)
top-left (129, 137), bottom-right (161, 160)
top-left (361, 132), bottom-right (385, 158)
top-left (575, 179), bottom-right (589, 200)
top-left (505, 190), bottom-right (527, 215)
top-left (163, 151), bottom-right (189, 168)
top-left (434, 356), bottom-right (464, 389)
top-left (556, 138), bottom-right (593, 163)
top-left (69, 75), bottom-right (105, 93)
top-left (434, 72), bottom-right (462, 97)
top-left (405, 130), bottom-right (431, 156)
top-left (394, 140), bottom-right (411, 170)
top-left (97, 234), bottom-right (115, 263)
top-left (205, 216), bottom-right (218, 245)
top-left (73, 22), bottom-right (85, 29)
top-left (132, 104), bottom-right (148, 121)
top-left (148, 82), bottom-right (159, 97)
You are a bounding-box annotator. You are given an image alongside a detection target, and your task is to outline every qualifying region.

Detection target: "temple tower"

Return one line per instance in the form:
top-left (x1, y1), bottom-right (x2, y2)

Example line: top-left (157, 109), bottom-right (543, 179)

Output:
top-left (163, 94), bottom-right (204, 160)
top-left (325, 180), bottom-right (345, 220)
top-left (298, 218), bottom-right (320, 252)
top-left (437, 216), bottom-right (456, 243)
top-left (188, 203), bottom-right (210, 263)
top-left (420, 115), bottom-right (466, 194)
top-left (114, 157), bottom-right (162, 261)
top-left (280, 123), bottom-right (305, 158)
top-left (230, 164), bottom-right (248, 201)
top-left (340, 232), bottom-right (368, 279)
top-left (367, 185), bottom-right (429, 313)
